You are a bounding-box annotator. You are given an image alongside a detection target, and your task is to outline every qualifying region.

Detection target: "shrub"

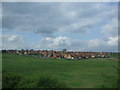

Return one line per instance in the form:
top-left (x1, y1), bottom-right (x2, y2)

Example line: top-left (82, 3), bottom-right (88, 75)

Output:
top-left (17, 74), bottom-right (68, 88)
top-left (3, 72), bottom-right (68, 88)
top-left (2, 72), bottom-right (22, 88)
top-left (17, 76), bottom-right (35, 88)
top-left (34, 74), bottom-right (68, 88)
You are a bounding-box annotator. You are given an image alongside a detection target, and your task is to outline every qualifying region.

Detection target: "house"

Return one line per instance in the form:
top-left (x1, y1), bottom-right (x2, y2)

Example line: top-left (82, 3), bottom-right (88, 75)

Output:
top-left (24, 51), bottom-right (27, 55)
top-left (91, 55), bottom-right (96, 58)
top-left (64, 54), bottom-right (74, 59)
top-left (3, 49), bottom-right (112, 60)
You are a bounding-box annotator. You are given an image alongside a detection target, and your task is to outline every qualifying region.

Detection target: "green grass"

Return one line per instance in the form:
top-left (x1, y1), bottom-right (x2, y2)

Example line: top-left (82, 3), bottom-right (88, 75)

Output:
top-left (108, 54), bottom-right (119, 58)
top-left (2, 53), bottom-right (118, 88)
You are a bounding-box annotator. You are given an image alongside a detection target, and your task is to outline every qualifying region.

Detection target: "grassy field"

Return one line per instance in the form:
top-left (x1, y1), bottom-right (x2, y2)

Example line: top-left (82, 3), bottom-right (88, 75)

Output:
top-left (2, 53), bottom-right (118, 88)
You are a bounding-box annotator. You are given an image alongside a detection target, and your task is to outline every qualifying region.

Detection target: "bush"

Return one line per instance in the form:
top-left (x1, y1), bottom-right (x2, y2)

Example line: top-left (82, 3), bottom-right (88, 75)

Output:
top-left (2, 72), bottom-right (22, 88)
top-left (17, 74), bottom-right (68, 88)
top-left (17, 76), bottom-right (35, 88)
top-left (3, 71), bottom-right (68, 88)
top-left (34, 74), bottom-right (68, 88)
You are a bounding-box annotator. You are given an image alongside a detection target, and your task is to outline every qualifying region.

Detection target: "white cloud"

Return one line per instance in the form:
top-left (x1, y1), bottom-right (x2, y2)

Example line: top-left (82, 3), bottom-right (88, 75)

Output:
top-left (2, 34), bottom-right (26, 49)
top-left (88, 39), bottom-right (106, 47)
top-left (87, 37), bottom-right (118, 51)
top-left (108, 36), bottom-right (118, 46)
top-left (48, 36), bottom-right (71, 48)
top-left (33, 36), bottom-right (118, 52)
top-left (88, 36), bottom-right (118, 47)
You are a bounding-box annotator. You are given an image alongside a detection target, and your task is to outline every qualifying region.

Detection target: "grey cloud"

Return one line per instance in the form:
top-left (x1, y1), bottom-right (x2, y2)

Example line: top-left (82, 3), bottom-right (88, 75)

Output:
top-left (71, 25), bottom-right (93, 33)
top-left (33, 25), bottom-right (57, 34)
top-left (3, 2), bottom-right (117, 36)
top-left (101, 18), bottom-right (118, 37)
top-left (2, 2), bottom-right (118, 52)
top-left (2, 2), bottom-right (62, 35)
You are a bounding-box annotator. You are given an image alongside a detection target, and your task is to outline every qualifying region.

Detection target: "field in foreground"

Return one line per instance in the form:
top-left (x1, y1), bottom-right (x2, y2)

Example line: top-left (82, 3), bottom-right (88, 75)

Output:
top-left (2, 53), bottom-right (118, 88)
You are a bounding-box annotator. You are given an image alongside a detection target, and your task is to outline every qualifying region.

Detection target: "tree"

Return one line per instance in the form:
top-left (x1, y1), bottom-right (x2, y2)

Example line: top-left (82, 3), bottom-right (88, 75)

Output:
top-left (30, 49), bottom-right (34, 51)
top-left (63, 49), bottom-right (67, 52)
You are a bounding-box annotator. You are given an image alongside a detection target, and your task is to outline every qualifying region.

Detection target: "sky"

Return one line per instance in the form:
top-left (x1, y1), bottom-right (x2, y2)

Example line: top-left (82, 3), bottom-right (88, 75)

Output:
top-left (1, 2), bottom-right (118, 52)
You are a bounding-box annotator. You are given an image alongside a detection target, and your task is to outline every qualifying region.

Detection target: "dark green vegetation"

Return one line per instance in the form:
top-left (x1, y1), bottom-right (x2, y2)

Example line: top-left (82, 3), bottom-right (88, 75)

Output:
top-left (2, 53), bottom-right (118, 88)
top-left (3, 71), bottom-right (68, 88)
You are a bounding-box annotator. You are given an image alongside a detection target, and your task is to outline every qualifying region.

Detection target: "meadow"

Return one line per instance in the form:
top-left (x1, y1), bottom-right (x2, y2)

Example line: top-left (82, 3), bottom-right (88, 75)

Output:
top-left (2, 53), bottom-right (118, 88)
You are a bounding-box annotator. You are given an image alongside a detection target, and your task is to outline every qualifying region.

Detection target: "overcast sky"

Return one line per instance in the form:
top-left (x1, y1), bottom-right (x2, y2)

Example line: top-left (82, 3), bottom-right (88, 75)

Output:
top-left (2, 2), bottom-right (118, 52)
